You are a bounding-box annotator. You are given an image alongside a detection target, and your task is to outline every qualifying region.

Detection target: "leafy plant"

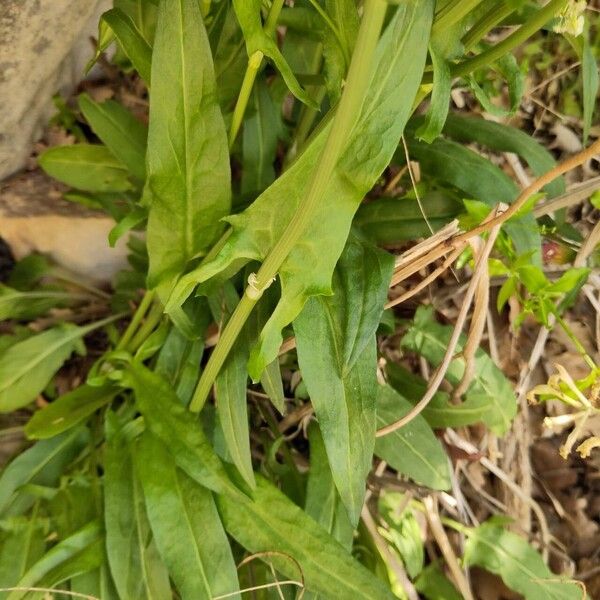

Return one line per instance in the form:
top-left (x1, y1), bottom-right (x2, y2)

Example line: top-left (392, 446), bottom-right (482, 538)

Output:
top-left (0, 0), bottom-right (596, 598)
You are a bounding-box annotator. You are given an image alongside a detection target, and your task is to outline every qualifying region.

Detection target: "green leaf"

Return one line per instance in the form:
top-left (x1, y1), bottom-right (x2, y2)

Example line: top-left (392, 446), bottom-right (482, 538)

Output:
top-left (232, 0), bottom-right (315, 106)
top-left (79, 93), bottom-right (147, 181)
top-left (467, 52), bottom-right (524, 117)
top-left (464, 521), bottom-right (584, 599)
top-left (354, 191), bottom-right (461, 244)
top-left (104, 413), bottom-right (171, 600)
top-left (6, 521), bottom-right (102, 600)
top-left (0, 324), bottom-right (86, 412)
top-left (97, 8), bottom-right (152, 83)
top-left (416, 46), bottom-right (451, 143)
top-left (581, 33), bottom-right (599, 145)
top-left (135, 432), bottom-right (241, 600)
top-left (0, 429), bottom-right (88, 518)
top-left (295, 235), bottom-right (393, 524)
top-left (169, 0), bottom-right (434, 379)
top-left (155, 313), bottom-right (208, 405)
top-left (108, 206), bottom-right (147, 248)
top-left (442, 113), bottom-right (565, 198)
top-left (144, 0), bottom-right (231, 292)
top-left (407, 134), bottom-right (541, 262)
top-left (218, 475), bottom-right (396, 600)
top-left (241, 79), bottom-right (280, 195)
top-left (39, 144), bottom-right (132, 193)
top-left (414, 562), bottom-right (462, 600)
top-left (321, 0), bottom-right (359, 102)
top-left (305, 424), bottom-right (353, 551)
top-left (400, 306), bottom-right (517, 435)
top-left (246, 279), bottom-right (286, 414)
top-left (0, 285), bottom-right (76, 321)
top-left (0, 518), bottom-right (46, 592)
top-left (375, 385), bottom-right (451, 490)
top-left (378, 492), bottom-right (424, 579)
top-left (25, 384), bottom-right (118, 440)
top-left (126, 363), bottom-right (243, 499)
top-left (208, 284), bottom-right (255, 489)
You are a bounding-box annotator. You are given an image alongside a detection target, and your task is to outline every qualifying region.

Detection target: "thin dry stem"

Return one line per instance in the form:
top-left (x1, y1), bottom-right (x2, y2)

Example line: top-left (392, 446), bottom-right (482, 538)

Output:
top-left (361, 505), bottom-right (419, 600)
top-left (376, 220), bottom-right (501, 437)
top-left (453, 238), bottom-right (491, 399)
top-left (446, 430), bottom-right (552, 554)
top-left (386, 246), bottom-right (463, 309)
top-left (423, 496), bottom-right (474, 600)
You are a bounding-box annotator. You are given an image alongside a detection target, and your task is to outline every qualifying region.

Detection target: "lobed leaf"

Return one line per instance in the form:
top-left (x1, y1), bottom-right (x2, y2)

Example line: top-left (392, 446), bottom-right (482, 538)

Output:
top-left (168, 0), bottom-right (434, 380)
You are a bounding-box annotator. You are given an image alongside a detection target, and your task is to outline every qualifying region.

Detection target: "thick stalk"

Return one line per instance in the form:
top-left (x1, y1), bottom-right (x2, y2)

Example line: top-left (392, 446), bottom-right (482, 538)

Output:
top-left (190, 0), bottom-right (388, 411)
top-left (228, 0), bottom-right (285, 147)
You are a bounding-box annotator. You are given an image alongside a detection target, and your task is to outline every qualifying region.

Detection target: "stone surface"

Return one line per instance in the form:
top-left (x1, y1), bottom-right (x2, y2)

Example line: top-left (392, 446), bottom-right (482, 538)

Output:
top-left (0, 0), bottom-right (110, 180)
top-left (0, 170), bottom-right (129, 283)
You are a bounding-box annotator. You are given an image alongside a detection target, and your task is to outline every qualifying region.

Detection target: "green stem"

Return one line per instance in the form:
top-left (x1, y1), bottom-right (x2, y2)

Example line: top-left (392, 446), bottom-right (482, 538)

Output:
top-left (554, 313), bottom-right (597, 371)
top-left (451, 0), bottom-right (568, 78)
top-left (191, 0), bottom-right (388, 412)
top-left (305, 0), bottom-right (349, 65)
top-left (115, 290), bottom-right (155, 351)
top-left (432, 0), bottom-right (485, 36)
top-left (191, 293), bottom-right (256, 411)
top-left (228, 0), bottom-right (286, 148)
top-left (461, 0), bottom-right (517, 52)
top-left (80, 312), bottom-right (128, 336)
top-left (127, 300), bottom-right (164, 352)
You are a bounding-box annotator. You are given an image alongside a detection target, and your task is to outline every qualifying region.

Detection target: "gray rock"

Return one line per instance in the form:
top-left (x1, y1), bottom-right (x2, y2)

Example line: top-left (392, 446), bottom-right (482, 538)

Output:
top-left (0, 0), bottom-right (111, 180)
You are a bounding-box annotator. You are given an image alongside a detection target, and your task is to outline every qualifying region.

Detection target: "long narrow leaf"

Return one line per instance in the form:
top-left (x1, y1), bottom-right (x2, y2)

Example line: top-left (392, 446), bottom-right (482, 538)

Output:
top-left (135, 432), bottom-right (241, 600)
top-left (169, 0), bottom-right (435, 380)
top-left (145, 0), bottom-right (230, 292)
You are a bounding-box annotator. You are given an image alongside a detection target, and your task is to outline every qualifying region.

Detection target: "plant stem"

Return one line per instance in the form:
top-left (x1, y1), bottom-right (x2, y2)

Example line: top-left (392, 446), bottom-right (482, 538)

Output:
top-left (461, 0), bottom-right (517, 51)
top-left (127, 300), bottom-right (165, 352)
top-left (554, 313), bottom-right (597, 371)
top-left (228, 0), bottom-right (286, 148)
top-left (452, 0), bottom-right (568, 78)
top-left (432, 0), bottom-right (485, 36)
top-left (115, 290), bottom-right (155, 351)
top-left (191, 0), bottom-right (388, 412)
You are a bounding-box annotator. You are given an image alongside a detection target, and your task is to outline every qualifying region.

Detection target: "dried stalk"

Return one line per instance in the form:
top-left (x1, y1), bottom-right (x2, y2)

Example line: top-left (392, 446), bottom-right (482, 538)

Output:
top-left (423, 495), bottom-right (474, 600)
top-left (376, 219), bottom-right (501, 437)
